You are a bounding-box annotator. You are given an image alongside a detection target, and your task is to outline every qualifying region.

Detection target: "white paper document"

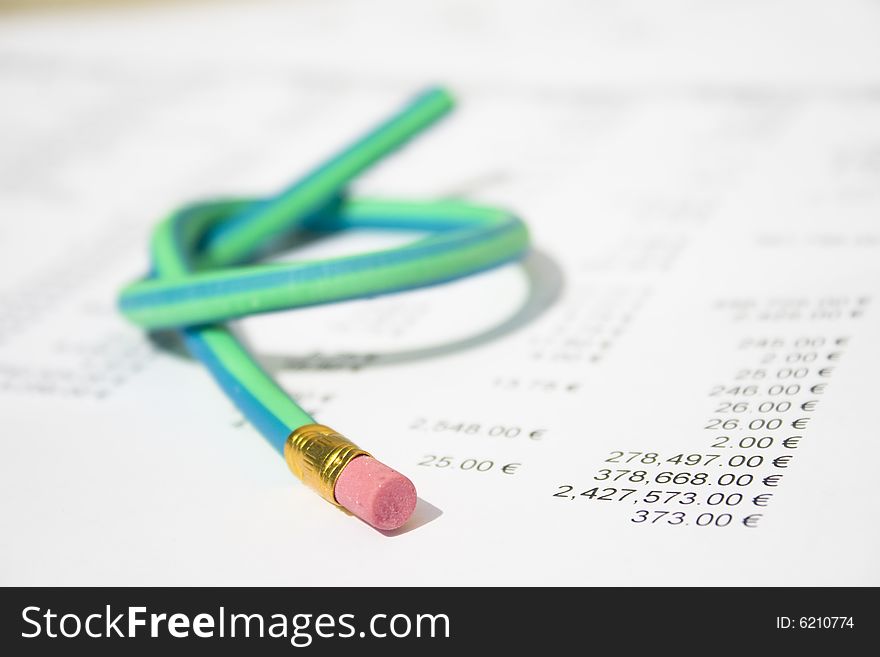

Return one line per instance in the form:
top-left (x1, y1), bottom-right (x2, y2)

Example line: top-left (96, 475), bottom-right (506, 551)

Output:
top-left (1, 0), bottom-right (879, 585)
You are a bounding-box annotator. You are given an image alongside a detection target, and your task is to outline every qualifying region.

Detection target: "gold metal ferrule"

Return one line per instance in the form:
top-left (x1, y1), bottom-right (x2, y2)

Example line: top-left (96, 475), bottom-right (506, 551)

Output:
top-left (284, 424), bottom-right (370, 505)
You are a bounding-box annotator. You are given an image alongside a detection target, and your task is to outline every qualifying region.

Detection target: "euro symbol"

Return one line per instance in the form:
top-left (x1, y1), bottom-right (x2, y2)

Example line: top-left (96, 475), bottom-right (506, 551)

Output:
top-left (501, 463), bottom-right (521, 475)
top-left (752, 494), bottom-right (773, 507)
top-left (835, 337), bottom-right (849, 346)
top-left (763, 475), bottom-right (783, 487)
top-left (773, 455), bottom-right (792, 468)
top-left (810, 383), bottom-right (827, 394)
top-left (792, 417), bottom-right (810, 429)
top-left (827, 352), bottom-right (842, 362)
top-left (528, 430), bottom-right (546, 441)
top-left (818, 367), bottom-right (834, 377)
top-left (743, 514), bottom-right (762, 528)
top-left (800, 400), bottom-right (818, 411)
top-left (782, 436), bottom-right (801, 449)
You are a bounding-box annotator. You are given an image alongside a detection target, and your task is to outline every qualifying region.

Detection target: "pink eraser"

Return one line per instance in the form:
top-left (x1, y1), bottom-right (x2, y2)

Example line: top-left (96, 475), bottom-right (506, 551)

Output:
top-left (334, 456), bottom-right (417, 531)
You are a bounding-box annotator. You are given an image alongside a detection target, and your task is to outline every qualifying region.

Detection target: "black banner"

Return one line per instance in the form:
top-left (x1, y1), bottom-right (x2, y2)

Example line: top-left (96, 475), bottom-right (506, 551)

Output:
top-left (0, 587), bottom-right (873, 654)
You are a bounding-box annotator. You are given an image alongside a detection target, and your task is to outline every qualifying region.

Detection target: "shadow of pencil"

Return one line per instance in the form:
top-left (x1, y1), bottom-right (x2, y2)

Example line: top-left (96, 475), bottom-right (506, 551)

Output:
top-left (378, 498), bottom-right (443, 537)
top-left (257, 248), bottom-right (563, 371)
